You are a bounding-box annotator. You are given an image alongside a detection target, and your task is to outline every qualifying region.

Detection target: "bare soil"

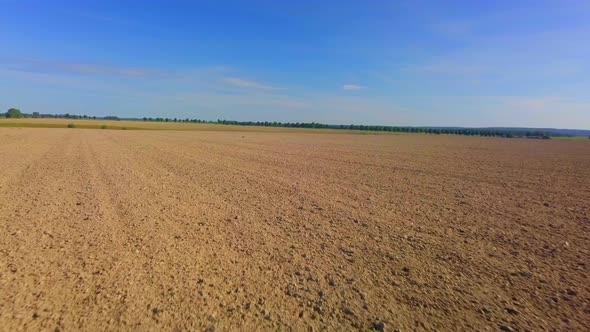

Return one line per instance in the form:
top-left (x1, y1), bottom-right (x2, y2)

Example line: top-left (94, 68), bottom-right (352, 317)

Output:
top-left (1, 128), bottom-right (589, 331)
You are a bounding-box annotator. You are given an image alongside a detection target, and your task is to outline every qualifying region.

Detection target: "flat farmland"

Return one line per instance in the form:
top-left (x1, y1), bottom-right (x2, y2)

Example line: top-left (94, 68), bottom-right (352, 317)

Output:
top-left (0, 118), bottom-right (369, 134)
top-left (0, 128), bottom-right (589, 331)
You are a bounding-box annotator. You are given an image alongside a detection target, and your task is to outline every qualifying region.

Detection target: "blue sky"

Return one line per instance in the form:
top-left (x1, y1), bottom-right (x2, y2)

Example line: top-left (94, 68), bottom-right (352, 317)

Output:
top-left (1, 0), bottom-right (589, 128)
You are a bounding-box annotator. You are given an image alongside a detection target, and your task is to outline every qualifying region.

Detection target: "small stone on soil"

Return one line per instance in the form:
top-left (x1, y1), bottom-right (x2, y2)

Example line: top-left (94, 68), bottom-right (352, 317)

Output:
top-left (340, 246), bottom-right (354, 255)
top-left (342, 306), bottom-right (355, 316)
top-left (371, 320), bottom-right (385, 331)
top-left (506, 307), bottom-right (520, 315)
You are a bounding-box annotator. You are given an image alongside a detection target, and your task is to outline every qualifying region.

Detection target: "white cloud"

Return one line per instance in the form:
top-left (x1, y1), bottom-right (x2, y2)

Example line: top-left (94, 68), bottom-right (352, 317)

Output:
top-left (223, 77), bottom-right (283, 90)
top-left (342, 84), bottom-right (365, 91)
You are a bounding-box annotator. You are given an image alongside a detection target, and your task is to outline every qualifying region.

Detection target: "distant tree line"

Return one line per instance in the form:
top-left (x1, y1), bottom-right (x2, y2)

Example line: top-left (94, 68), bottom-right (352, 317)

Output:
top-left (141, 117), bottom-right (210, 123)
top-left (212, 119), bottom-right (555, 139)
top-left (1, 110), bottom-right (101, 120)
top-left (3, 108), bottom-right (580, 139)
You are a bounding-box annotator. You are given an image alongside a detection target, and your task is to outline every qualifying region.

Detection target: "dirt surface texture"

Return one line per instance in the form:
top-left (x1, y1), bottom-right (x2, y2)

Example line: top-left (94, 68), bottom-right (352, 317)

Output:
top-left (1, 128), bottom-right (589, 331)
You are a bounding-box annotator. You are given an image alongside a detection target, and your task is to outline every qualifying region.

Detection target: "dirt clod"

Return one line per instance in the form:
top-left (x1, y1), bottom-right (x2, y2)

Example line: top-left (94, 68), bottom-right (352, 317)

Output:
top-left (342, 306), bottom-right (355, 316)
top-left (506, 307), bottom-right (520, 315)
top-left (371, 320), bottom-right (386, 331)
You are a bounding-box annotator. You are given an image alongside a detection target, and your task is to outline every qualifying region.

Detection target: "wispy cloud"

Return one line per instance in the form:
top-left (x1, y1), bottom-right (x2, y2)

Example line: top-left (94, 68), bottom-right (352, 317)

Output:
top-left (342, 84), bottom-right (365, 91)
top-left (3, 59), bottom-right (162, 78)
top-left (223, 77), bottom-right (284, 90)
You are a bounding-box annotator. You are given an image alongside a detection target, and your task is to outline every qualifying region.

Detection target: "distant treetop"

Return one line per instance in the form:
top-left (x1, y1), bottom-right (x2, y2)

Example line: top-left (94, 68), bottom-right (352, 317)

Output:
top-left (5, 108), bottom-right (24, 118)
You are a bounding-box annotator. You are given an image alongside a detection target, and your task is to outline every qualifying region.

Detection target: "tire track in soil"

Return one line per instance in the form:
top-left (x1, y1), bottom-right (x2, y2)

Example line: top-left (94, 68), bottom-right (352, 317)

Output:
top-left (0, 129), bottom-right (94, 331)
top-left (0, 130), bottom-right (72, 200)
top-left (1, 131), bottom-right (135, 331)
top-left (82, 130), bottom-right (216, 331)
top-left (94, 130), bottom-right (302, 330)
top-left (100, 132), bottom-right (491, 330)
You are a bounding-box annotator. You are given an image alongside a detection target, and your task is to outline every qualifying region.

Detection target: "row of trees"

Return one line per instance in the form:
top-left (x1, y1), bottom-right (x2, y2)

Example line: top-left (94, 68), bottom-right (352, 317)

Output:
top-left (142, 117), bottom-right (209, 123)
top-left (212, 119), bottom-right (553, 138)
top-left (2, 108), bottom-right (213, 124)
top-left (1, 108), bottom-right (570, 139)
top-left (2, 109), bottom-right (101, 120)
top-left (138, 117), bottom-right (551, 138)
top-left (39, 113), bottom-right (101, 119)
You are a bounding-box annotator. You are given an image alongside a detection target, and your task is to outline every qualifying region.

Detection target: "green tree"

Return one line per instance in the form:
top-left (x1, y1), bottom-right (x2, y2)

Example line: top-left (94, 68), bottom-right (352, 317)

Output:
top-left (6, 108), bottom-right (23, 118)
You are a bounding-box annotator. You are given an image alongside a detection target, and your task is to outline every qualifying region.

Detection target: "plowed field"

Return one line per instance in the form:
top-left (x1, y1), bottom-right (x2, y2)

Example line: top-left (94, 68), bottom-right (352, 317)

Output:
top-left (1, 128), bottom-right (589, 331)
